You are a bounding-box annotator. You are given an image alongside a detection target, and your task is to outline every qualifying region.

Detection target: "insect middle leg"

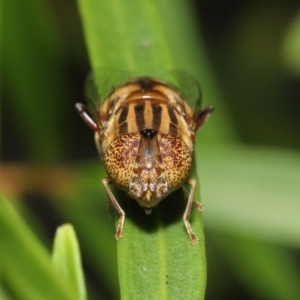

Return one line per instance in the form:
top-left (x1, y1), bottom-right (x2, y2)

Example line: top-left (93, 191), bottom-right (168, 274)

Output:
top-left (102, 178), bottom-right (125, 240)
top-left (183, 178), bottom-right (204, 244)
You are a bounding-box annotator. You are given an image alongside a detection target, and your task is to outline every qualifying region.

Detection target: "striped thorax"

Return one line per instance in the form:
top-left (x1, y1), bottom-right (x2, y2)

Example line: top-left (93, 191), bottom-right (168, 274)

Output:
top-left (75, 72), bottom-right (213, 244)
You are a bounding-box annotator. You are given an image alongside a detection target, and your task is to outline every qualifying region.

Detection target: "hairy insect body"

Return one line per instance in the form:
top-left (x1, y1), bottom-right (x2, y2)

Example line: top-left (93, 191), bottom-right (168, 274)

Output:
top-left (76, 74), bottom-right (213, 244)
top-left (97, 80), bottom-right (194, 153)
top-left (98, 79), bottom-right (193, 210)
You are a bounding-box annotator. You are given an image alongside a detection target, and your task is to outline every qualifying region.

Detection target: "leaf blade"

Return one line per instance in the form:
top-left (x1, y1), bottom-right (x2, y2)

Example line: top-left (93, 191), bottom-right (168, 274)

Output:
top-left (0, 196), bottom-right (77, 300)
top-left (114, 185), bottom-right (206, 300)
top-left (52, 224), bottom-right (87, 300)
top-left (198, 144), bottom-right (300, 247)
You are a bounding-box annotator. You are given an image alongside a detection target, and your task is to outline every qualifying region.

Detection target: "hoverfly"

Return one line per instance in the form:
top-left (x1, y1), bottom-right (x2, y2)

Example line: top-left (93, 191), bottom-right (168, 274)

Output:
top-left (75, 70), bottom-right (213, 244)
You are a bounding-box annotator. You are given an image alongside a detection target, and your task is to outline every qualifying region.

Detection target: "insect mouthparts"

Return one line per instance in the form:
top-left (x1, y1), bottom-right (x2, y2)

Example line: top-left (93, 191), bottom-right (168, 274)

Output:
top-left (144, 208), bottom-right (153, 215)
top-left (140, 129), bottom-right (158, 139)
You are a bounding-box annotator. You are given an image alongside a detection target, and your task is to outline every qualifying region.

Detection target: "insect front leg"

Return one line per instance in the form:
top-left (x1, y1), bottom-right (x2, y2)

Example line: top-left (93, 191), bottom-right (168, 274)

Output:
top-left (75, 103), bottom-right (98, 131)
top-left (183, 178), bottom-right (204, 244)
top-left (194, 105), bottom-right (214, 132)
top-left (102, 178), bottom-right (125, 240)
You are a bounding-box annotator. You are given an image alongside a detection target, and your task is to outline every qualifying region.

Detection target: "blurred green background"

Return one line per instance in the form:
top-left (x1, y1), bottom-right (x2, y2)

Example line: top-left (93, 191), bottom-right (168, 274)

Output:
top-left (1, 1), bottom-right (300, 299)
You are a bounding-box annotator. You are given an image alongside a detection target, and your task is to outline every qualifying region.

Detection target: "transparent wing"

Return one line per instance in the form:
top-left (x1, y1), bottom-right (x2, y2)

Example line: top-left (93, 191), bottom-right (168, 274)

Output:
top-left (84, 68), bottom-right (132, 111)
top-left (165, 70), bottom-right (202, 113)
top-left (84, 69), bottom-right (202, 121)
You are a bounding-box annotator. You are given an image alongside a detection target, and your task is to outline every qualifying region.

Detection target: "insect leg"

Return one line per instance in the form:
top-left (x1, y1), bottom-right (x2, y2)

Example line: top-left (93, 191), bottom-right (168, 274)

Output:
top-left (183, 178), bottom-right (204, 244)
top-left (194, 105), bottom-right (214, 132)
top-left (102, 178), bottom-right (125, 240)
top-left (75, 103), bottom-right (98, 131)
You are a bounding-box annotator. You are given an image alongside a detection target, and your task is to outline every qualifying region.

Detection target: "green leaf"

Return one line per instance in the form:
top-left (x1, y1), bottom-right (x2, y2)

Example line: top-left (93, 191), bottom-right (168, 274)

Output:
top-left (75, 0), bottom-right (216, 299)
top-left (52, 224), bottom-right (87, 300)
top-left (0, 284), bottom-right (12, 300)
top-left (115, 188), bottom-right (206, 300)
top-left (200, 144), bottom-right (300, 299)
top-left (2, 0), bottom-right (70, 161)
top-left (212, 234), bottom-right (300, 300)
top-left (197, 144), bottom-right (300, 247)
top-left (282, 10), bottom-right (300, 76)
top-left (0, 196), bottom-right (77, 300)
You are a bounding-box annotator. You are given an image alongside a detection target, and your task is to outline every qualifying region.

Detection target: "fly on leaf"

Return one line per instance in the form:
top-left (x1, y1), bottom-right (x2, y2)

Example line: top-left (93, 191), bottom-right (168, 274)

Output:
top-left (75, 70), bottom-right (213, 244)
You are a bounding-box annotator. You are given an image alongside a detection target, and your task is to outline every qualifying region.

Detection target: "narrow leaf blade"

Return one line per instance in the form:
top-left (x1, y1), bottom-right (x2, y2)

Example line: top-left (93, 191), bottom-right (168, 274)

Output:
top-left (52, 224), bottom-right (87, 300)
top-left (0, 196), bottom-right (76, 300)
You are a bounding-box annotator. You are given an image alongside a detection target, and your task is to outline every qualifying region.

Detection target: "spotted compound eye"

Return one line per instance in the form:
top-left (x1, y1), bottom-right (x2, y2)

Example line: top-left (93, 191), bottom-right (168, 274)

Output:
top-left (104, 133), bottom-right (140, 189)
top-left (158, 134), bottom-right (192, 191)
